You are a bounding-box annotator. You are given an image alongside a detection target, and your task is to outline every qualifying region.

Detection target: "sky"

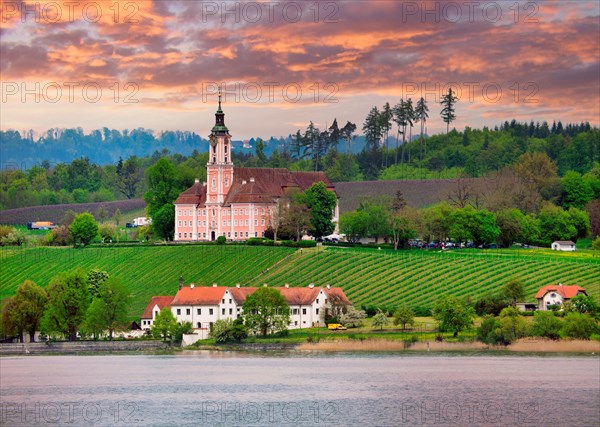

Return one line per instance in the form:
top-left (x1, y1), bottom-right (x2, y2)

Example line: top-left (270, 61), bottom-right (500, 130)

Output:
top-left (1, 0), bottom-right (599, 140)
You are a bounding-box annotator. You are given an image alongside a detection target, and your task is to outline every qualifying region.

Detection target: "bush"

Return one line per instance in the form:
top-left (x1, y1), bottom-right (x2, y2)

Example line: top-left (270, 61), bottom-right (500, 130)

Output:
top-left (530, 311), bottom-right (562, 340)
top-left (247, 237), bottom-right (264, 245)
top-left (477, 316), bottom-right (501, 344)
top-left (0, 226), bottom-right (15, 244)
top-left (1, 229), bottom-right (28, 246)
top-left (216, 235), bottom-right (226, 245)
top-left (413, 306), bottom-right (432, 317)
top-left (98, 224), bottom-right (117, 243)
top-left (296, 240), bottom-right (317, 248)
top-left (210, 318), bottom-right (248, 343)
top-left (562, 313), bottom-right (598, 340)
top-left (48, 225), bottom-right (71, 246)
top-left (474, 294), bottom-right (509, 317)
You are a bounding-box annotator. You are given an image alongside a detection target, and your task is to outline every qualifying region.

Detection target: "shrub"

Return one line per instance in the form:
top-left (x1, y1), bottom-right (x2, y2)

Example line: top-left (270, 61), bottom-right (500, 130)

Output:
top-left (1, 229), bottom-right (28, 246)
top-left (98, 224), bottom-right (117, 243)
top-left (216, 235), bottom-right (226, 245)
top-left (530, 311), bottom-right (562, 340)
top-left (0, 225), bottom-right (15, 244)
top-left (210, 318), bottom-right (248, 343)
top-left (247, 237), bottom-right (263, 246)
top-left (48, 225), bottom-right (71, 246)
top-left (477, 316), bottom-right (501, 344)
top-left (296, 240), bottom-right (316, 248)
top-left (474, 294), bottom-right (509, 317)
top-left (413, 306), bottom-right (432, 317)
top-left (562, 313), bottom-right (598, 340)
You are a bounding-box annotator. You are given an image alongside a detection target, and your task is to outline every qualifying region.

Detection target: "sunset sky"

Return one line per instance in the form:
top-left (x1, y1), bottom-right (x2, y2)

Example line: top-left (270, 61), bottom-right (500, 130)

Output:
top-left (1, 0), bottom-right (599, 139)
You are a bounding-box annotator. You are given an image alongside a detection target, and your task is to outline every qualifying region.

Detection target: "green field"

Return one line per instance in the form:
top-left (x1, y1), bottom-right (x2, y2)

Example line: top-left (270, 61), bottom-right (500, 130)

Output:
top-left (1, 245), bottom-right (598, 320)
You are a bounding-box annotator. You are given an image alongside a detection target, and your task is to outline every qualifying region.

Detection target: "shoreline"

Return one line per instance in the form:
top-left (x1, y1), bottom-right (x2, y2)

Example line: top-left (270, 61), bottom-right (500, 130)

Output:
top-left (2, 338), bottom-right (599, 356)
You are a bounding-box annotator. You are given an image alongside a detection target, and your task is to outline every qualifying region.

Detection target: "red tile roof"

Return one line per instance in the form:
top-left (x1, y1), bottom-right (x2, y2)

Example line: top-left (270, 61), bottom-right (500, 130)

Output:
top-left (165, 285), bottom-right (351, 307)
top-left (175, 167), bottom-right (336, 206)
top-left (174, 181), bottom-right (207, 205)
top-left (141, 296), bottom-right (174, 319)
top-left (171, 286), bottom-right (227, 305)
top-left (535, 284), bottom-right (587, 299)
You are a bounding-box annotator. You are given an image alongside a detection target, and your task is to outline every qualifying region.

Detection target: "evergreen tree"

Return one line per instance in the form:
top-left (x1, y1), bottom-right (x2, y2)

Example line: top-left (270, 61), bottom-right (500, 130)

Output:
top-left (440, 88), bottom-right (458, 140)
top-left (414, 97), bottom-right (430, 164)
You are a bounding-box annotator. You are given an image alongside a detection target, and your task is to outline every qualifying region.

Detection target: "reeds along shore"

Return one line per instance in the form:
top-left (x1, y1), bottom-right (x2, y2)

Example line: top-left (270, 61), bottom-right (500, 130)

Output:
top-left (296, 338), bottom-right (600, 353)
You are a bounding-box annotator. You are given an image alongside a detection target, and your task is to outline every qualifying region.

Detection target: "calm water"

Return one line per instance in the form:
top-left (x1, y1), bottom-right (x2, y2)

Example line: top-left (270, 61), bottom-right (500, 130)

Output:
top-left (1, 352), bottom-right (599, 426)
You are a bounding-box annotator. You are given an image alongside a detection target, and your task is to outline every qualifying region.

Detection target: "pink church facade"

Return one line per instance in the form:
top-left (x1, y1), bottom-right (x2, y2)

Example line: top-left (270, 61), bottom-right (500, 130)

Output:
top-left (174, 97), bottom-right (338, 242)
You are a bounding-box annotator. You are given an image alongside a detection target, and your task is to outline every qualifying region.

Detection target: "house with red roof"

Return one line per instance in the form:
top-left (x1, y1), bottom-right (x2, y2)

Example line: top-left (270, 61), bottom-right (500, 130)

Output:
top-left (174, 93), bottom-right (338, 242)
top-left (142, 283), bottom-right (352, 331)
top-left (140, 296), bottom-right (174, 330)
top-left (535, 284), bottom-right (588, 310)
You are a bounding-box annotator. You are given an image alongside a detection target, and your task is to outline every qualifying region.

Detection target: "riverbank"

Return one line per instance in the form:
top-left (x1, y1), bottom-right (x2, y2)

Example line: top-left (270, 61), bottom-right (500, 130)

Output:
top-left (294, 338), bottom-right (600, 353)
top-left (0, 340), bottom-right (169, 355)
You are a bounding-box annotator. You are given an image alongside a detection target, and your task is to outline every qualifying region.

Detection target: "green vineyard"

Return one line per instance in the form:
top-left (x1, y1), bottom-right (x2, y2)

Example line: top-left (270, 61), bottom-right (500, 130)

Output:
top-left (1, 245), bottom-right (598, 319)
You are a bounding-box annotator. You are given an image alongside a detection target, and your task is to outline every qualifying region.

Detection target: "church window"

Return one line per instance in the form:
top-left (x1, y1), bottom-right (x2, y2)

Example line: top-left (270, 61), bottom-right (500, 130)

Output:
top-left (229, 308), bottom-right (233, 315)
top-left (234, 220), bottom-right (238, 226)
top-left (254, 232), bottom-right (258, 237)
top-left (178, 221), bottom-right (181, 227)
top-left (212, 178), bottom-right (216, 188)
top-left (225, 178), bottom-right (229, 186)
top-left (228, 232), bottom-right (231, 238)
top-left (212, 145), bottom-right (216, 154)
top-left (222, 308), bottom-right (225, 315)
top-left (234, 232), bottom-right (238, 238)
top-left (245, 209), bottom-right (249, 215)
top-left (262, 219), bottom-right (265, 225)
top-left (212, 209), bottom-right (216, 216)
top-left (224, 145), bottom-right (228, 153)
top-left (254, 220), bottom-right (258, 226)
top-left (198, 221), bottom-right (201, 226)
top-left (203, 233), bottom-right (206, 238)
top-left (245, 220), bottom-right (249, 226)
top-left (184, 233), bottom-right (187, 238)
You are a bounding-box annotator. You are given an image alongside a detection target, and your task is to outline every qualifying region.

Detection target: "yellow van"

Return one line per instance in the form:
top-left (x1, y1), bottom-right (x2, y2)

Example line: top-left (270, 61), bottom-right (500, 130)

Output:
top-left (327, 324), bottom-right (347, 330)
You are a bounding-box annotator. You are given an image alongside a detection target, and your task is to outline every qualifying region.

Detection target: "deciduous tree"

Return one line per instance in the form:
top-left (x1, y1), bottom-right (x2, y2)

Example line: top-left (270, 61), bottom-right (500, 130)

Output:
top-left (242, 287), bottom-right (290, 337)
top-left (432, 296), bottom-right (475, 337)
top-left (303, 181), bottom-right (337, 239)
top-left (69, 212), bottom-right (98, 246)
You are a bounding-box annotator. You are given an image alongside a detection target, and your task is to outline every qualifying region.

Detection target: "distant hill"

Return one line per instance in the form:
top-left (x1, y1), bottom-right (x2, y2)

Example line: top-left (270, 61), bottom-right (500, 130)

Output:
top-left (335, 179), bottom-right (466, 213)
top-left (0, 199), bottom-right (145, 225)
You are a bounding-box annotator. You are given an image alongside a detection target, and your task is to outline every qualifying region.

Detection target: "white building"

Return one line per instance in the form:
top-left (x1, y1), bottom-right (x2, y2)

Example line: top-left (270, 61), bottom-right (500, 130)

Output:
top-left (141, 284), bottom-right (352, 331)
top-left (551, 241), bottom-right (576, 251)
top-left (535, 284), bottom-right (587, 310)
top-left (140, 296), bottom-right (174, 330)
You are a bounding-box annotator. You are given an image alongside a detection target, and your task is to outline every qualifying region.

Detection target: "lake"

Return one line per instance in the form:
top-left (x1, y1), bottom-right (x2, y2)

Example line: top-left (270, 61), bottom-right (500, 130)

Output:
top-left (1, 352), bottom-right (599, 426)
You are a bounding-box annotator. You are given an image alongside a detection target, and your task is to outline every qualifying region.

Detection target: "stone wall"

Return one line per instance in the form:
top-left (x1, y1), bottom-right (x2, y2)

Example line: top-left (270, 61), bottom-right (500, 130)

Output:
top-left (0, 340), bottom-right (168, 355)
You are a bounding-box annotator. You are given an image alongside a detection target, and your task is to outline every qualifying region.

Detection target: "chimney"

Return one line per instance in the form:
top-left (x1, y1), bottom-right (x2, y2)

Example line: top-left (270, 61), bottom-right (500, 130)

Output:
top-left (190, 283), bottom-right (195, 289)
top-left (250, 177), bottom-right (255, 183)
top-left (179, 276), bottom-right (184, 290)
top-left (326, 284), bottom-right (330, 289)
top-left (285, 283), bottom-right (289, 288)
top-left (309, 283), bottom-right (314, 289)
top-left (212, 283), bottom-right (218, 287)
top-left (236, 283), bottom-right (240, 288)
top-left (194, 178), bottom-right (199, 184)
top-left (242, 180), bottom-right (247, 185)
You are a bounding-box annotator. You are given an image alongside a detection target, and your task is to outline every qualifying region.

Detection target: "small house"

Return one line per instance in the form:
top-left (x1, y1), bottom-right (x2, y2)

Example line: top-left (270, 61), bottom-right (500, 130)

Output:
top-left (140, 296), bottom-right (174, 330)
top-left (551, 241), bottom-right (576, 251)
top-left (535, 284), bottom-right (587, 310)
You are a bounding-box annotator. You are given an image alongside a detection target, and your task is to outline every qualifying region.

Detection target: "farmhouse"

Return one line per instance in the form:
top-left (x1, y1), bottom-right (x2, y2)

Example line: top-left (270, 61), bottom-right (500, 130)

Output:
top-left (551, 241), bottom-right (576, 251)
top-left (174, 93), bottom-right (338, 242)
top-left (140, 296), bottom-right (174, 329)
top-left (535, 284), bottom-right (587, 310)
top-left (141, 284), bottom-right (352, 331)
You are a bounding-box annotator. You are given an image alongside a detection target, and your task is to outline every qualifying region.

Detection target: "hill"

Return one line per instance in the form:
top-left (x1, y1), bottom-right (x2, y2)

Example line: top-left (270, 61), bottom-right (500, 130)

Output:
top-left (0, 199), bottom-right (146, 225)
top-left (1, 245), bottom-right (598, 320)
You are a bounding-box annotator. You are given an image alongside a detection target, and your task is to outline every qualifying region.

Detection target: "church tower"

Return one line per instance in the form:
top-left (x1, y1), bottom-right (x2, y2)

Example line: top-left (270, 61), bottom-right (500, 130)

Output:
top-left (206, 90), bottom-right (234, 206)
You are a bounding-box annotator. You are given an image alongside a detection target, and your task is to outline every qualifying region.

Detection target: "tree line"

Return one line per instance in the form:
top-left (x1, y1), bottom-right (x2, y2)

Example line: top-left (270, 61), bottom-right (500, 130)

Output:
top-left (340, 150), bottom-right (600, 247)
top-left (2, 116), bottom-right (597, 211)
top-left (1, 268), bottom-right (130, 342)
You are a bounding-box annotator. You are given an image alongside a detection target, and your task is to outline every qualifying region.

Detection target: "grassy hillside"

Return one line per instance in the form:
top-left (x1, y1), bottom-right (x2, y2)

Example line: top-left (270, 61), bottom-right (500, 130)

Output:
top-left (0, 245), bottom-right (295, 319)
top-left (1, 245), bottom-right (598, 320)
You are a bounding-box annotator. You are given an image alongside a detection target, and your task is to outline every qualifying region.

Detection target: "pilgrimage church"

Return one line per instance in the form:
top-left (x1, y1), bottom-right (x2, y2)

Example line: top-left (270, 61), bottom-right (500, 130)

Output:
top-left (174, 93), bottom-right (338, 241)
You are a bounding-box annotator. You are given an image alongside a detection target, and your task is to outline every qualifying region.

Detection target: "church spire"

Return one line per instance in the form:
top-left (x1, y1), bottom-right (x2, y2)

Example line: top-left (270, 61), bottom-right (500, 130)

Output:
top-left (212, 86), bottom-right (228, 134)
